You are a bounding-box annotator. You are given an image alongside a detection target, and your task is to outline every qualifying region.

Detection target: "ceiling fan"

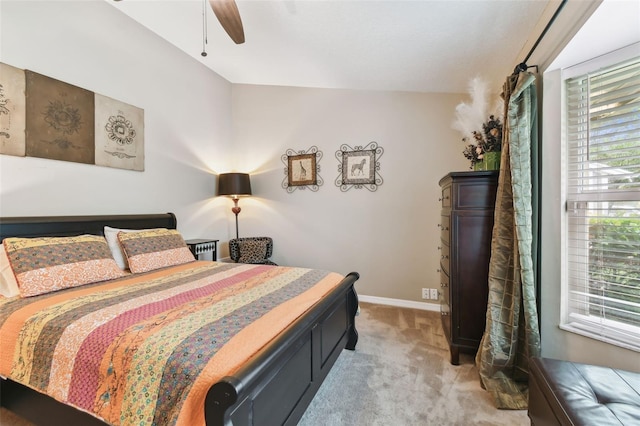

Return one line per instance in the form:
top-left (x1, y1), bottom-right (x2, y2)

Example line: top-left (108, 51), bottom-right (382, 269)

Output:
top-left (113, 0), bottom-right (245, 45)
top-left (209, 0), bottom-right (245, 45)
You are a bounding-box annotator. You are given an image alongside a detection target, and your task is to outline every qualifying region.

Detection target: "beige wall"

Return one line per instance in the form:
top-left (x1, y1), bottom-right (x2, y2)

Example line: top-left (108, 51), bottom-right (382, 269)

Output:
top-left (0, 0), bottom-right (235, 240)
top-left (230, 84), bottom-right (468, 302)
top-left (1, 1), bottom-right (471, 305)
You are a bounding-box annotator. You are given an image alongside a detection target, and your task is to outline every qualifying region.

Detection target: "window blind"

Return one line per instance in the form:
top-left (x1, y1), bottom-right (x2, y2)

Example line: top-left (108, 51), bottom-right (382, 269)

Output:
top-left (564, 56), bottom-right (640, 351)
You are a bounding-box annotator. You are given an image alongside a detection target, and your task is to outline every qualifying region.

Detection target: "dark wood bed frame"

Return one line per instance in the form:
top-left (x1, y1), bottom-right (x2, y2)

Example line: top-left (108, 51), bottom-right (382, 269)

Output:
top-left (0, 213), bottom-right (360, 426)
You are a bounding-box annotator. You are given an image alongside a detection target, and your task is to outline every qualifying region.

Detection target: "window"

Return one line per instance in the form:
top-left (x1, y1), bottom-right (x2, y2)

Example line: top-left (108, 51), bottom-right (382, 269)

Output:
top-left (562, 46), bottom-right (640, 351)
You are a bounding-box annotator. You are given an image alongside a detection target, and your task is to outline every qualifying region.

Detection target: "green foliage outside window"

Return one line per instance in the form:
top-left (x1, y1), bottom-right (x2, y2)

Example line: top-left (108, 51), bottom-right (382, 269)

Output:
top-left (589, 217), bottom-right (640, 325)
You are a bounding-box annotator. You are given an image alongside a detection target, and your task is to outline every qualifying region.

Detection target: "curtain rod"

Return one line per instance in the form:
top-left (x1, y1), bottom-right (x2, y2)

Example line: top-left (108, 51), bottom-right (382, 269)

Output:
top-left (513, 0), bottom-right (568, 74)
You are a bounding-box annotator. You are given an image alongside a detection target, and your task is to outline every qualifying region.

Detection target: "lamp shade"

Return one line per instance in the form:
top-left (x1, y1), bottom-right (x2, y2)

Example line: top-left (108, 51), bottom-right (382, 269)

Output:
top-left (217, 173), bottom-right (252, 197)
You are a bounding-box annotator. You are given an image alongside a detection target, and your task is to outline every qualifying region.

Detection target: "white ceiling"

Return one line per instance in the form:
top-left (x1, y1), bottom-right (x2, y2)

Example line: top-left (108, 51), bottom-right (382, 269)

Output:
top-left (108, 0), bottom-right (553, 94)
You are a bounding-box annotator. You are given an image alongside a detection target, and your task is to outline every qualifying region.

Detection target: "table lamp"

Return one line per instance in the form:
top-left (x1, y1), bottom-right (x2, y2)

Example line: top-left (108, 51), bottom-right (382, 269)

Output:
top-left (217, 172), bottom-right (252, 239)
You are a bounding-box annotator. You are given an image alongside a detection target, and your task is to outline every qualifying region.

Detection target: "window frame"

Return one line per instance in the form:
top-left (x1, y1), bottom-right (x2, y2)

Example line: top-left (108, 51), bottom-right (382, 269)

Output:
top-left (560, 42), bottom-right (640, 352)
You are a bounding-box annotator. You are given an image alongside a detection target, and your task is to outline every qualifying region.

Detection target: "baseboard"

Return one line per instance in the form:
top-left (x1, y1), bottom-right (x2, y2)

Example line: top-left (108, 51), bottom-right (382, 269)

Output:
top-left (358, 295), bottom-right (440, 312)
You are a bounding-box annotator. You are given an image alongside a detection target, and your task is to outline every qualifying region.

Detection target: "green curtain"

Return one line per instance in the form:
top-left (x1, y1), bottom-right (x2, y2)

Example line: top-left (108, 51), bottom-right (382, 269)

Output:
top-left (475, 71), bottom-right (541, 409)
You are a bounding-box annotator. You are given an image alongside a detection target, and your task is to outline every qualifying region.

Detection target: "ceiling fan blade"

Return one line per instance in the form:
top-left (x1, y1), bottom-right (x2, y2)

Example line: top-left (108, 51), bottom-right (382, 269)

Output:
top-left (209, 0), bottom-right (245, 44)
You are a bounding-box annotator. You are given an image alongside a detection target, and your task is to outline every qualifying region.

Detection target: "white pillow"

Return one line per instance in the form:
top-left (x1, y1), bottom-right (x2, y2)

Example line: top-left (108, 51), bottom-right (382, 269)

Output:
top-left (104, 226), bottom-right (148, 270)
top-left (0, 243), bottom-right (20, 297)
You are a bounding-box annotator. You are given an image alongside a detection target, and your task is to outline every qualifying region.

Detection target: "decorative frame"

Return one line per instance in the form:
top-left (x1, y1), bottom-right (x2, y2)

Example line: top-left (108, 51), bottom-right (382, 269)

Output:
top-left (281, 146), bottom-right (323, 193)
top-left (335, 141), bottom-right (384, 192)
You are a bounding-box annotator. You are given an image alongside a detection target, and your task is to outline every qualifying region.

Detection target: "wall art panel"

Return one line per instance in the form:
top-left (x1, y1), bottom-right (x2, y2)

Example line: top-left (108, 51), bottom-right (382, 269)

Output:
top-left (25, 70), bottom-right (95, 164)
top-left (95, 94), bottom-right (144, 171)
top-left (2, 64), bottom-right (145, 171)
top-left (0, 63), bottom-right (26, 156)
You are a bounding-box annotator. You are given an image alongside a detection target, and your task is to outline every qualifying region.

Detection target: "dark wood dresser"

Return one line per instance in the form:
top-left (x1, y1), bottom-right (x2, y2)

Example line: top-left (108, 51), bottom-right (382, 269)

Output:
top-left (438, 171), bottom-right (498, 365)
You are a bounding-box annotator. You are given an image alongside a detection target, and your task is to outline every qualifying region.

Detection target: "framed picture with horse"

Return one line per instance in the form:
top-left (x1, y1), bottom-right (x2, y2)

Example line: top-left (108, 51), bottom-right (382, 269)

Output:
top-left (335, 141), bottom-right (384, 192)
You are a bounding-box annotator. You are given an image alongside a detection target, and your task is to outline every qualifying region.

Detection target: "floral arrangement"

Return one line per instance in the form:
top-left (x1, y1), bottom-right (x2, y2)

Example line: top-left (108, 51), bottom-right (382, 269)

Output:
top-left (462, 115), bottom-right (503, 166)
top-left (452, 77), bottom-right (503, 169)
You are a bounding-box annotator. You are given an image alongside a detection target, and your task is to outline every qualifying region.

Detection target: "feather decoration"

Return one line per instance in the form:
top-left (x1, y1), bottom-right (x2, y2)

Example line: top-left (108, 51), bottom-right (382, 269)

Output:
top-left (452, 77), bottom-right (499, 143)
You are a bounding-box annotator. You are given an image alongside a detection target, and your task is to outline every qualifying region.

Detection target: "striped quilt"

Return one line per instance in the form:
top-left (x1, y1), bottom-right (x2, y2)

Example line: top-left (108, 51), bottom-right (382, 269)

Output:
top-left (0, 261), bottom-right (344, 426)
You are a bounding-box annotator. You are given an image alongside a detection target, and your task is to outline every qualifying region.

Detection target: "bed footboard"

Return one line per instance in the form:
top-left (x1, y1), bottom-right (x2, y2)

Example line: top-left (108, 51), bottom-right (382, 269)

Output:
top-left (205, 272), bottom-right (360, 426)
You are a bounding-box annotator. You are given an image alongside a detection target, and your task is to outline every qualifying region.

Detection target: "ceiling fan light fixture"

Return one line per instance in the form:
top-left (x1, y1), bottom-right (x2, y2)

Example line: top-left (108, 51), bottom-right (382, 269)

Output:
top-left (209, 0), bottom-right (245, 44)
top-left (114, 0), bottom-right (244, 47)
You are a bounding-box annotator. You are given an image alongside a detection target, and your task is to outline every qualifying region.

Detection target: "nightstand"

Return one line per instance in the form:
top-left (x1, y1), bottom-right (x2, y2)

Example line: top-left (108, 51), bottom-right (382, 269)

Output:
top-left (185, 239), bottom-right (218, 261)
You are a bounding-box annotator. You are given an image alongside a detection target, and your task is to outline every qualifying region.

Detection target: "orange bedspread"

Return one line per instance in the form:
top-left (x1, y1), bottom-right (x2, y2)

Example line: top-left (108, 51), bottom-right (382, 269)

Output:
top-left (0, 261), bottom-right (344, 426)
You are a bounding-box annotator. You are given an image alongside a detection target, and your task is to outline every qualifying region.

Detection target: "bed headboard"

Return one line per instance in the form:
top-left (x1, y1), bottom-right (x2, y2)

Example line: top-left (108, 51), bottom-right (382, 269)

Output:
top-left (0, 213), bottom-right (177, 241)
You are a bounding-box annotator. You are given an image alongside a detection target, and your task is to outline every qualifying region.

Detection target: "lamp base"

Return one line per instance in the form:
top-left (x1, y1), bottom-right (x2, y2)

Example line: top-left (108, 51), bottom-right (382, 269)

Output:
top-left (232, 198), bottom-right (241, 239)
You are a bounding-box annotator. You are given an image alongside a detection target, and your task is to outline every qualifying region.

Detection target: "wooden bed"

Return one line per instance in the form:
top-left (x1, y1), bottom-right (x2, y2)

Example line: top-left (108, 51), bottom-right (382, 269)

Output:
top-left (0, 213), bottom-right (360, 426)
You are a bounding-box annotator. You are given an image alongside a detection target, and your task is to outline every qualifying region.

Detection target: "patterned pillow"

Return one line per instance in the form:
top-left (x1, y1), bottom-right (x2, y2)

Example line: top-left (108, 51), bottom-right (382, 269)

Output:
top-left (3, 235), bottom-right (126, 297)
top-left (103, 226), bottom-right (151, 270)
top-left (0, 244), bottom-right (20, 297)
top-left (238, 239), bottom-right (268, 264)
top-left (118, 228), bottom-right (195, 274)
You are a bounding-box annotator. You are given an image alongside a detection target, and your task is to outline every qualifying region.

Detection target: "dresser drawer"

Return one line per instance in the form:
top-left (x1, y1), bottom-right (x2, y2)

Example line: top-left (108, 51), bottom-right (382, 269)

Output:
top-left (440, 215), bottom-right (450, 244)
top-left (440, 185), bottom-right (452, 208)
top-left (453, 179), bottom-right (498, 209)
top-left (440, 267), bottom-right (452, 345)
top-left (440, 248), bottom-right (450, 275)
top-left (441, 302), bottom-right (450, 318)
top-left (441, 301), bottom-right (451, 342)
top-left (440, 268), bottom-right (450, 305)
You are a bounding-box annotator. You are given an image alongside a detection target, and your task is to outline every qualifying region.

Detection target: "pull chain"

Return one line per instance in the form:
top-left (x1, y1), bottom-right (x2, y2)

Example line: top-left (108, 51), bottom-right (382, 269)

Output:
top-left (201, 0), bottom-right (208, 57)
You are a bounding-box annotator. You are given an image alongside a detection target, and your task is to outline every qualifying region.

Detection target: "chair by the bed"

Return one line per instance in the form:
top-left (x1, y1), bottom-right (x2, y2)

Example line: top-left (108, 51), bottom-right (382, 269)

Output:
top-left (229, 237), bottom-right (277, 265)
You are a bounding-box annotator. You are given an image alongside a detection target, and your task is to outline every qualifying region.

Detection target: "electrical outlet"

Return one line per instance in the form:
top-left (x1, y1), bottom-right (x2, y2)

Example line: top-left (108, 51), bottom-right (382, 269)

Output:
top-left (421, 288), bottom-right (429, 299)
top-left (430, 288), bottom-right (438, 300)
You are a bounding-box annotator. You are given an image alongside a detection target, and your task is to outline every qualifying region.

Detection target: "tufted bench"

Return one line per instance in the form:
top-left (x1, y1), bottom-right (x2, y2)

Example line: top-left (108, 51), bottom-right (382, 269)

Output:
top-left (528, 357), bottom-right (640, 425)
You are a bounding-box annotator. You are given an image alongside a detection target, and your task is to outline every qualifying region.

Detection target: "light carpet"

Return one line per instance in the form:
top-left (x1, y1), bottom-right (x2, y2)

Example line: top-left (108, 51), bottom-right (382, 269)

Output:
top-left (298, 302), bottom-right (529, 425)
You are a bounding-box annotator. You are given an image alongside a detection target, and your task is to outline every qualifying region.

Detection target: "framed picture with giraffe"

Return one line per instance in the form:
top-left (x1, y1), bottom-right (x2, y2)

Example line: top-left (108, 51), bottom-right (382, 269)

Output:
top-left (335, 141), bottom-right (384, 192)
top-left (281, 145), bottom-right (323, 193)
top-left (288, 153), bottom-right (316, 186)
